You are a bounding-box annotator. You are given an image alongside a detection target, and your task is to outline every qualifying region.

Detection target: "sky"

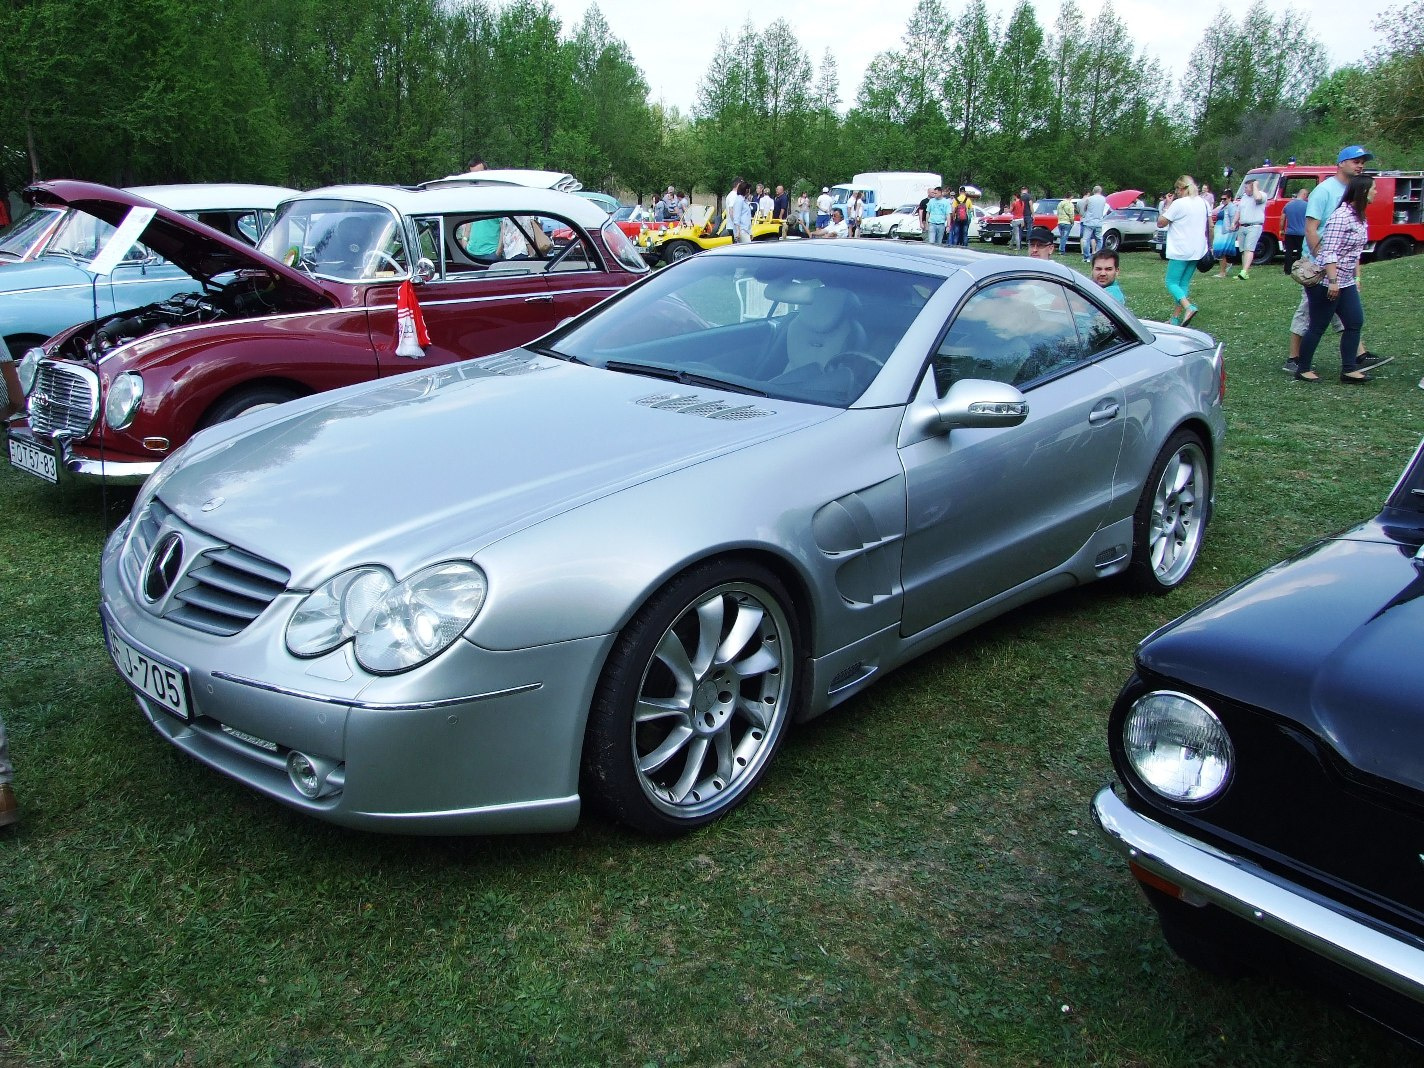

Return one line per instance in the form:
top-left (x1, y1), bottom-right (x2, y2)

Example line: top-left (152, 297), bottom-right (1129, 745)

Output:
top-left (548, 0), bottom-right (1394, 115)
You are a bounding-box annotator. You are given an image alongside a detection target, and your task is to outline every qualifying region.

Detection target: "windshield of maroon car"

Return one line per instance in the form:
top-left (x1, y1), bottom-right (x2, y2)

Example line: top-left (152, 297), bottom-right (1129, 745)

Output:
top-left (544, 254), bottom-right (943, 408)
top-left (258, 199), bottom-right (406, 282)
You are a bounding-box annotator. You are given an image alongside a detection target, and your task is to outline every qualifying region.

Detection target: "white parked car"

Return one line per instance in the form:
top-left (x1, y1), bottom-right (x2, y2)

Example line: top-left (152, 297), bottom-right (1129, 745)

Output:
top-left (858, 204), bottom-right (983, 242)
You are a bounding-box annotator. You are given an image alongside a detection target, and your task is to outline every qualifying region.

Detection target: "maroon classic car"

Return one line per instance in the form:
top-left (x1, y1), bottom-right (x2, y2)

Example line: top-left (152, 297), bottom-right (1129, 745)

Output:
top-left (7, 181), bottom-right (647, 485)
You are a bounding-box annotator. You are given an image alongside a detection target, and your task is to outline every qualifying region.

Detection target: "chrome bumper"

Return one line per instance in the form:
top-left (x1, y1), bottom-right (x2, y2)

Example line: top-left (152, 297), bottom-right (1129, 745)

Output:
top-left (7, 424), bottom-right (156, 485)
top-left (1092, 785), bottom-right (1424, 1005)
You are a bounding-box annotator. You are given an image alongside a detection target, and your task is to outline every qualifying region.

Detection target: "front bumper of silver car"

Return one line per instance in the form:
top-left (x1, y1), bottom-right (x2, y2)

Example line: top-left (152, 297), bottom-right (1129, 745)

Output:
top-left (1093, 786), bottom-right (1424, 1006)
top-left (101, 521), bottom-right (615, 835)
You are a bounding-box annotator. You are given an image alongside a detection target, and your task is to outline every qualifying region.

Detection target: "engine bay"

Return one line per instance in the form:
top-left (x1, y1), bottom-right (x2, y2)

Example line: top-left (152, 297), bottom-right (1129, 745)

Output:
top-left (54, 273), bottom-right (300, 362)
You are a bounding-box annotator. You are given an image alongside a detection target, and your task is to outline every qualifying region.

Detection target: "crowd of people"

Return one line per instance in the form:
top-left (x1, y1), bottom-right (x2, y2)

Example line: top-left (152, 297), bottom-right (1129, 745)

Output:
top-left (1154, 145), bottom-right (1388, 384)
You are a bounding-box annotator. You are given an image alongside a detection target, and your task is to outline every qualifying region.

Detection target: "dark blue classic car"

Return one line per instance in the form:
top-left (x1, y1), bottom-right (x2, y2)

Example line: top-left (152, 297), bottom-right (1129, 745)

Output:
top-left (1094, 437), bottom-right (1424, 1041)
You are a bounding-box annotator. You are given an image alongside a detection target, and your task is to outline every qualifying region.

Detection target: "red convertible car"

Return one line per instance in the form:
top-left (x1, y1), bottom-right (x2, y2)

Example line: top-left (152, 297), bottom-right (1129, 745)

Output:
top-left (8, 181), bottom-right (647, 486)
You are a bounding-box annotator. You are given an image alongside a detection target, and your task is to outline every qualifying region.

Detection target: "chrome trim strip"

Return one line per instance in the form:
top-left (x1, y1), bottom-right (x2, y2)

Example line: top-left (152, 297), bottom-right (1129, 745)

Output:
top-left (210, 670), bottom-right (542, 710)
top-left (351, 793), bottom-right (579, 821)
top-left (1092, 786), bottom-right (1424, 1004)
top-left (92, 284), bottom-right (627, 366)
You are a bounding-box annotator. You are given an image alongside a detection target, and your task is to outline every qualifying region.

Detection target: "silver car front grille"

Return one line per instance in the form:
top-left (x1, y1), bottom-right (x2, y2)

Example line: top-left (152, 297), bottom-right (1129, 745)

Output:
top-left (123, 500), bottom-right (291, 636)
top-left (28, 361), bottom-right (99, 439)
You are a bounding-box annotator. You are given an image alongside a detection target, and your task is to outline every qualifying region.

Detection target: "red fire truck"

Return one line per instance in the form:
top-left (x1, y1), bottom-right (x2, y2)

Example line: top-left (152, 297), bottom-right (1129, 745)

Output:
top-left (1231, 164), bottom-right (1424, 263)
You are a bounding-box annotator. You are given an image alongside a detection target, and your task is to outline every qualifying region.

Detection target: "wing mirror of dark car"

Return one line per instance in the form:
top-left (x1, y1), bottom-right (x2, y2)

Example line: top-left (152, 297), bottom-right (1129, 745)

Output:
top-left (933, 379), bottom-right (1029, 433)
top-left (413, 257), bottom-right (437, 284)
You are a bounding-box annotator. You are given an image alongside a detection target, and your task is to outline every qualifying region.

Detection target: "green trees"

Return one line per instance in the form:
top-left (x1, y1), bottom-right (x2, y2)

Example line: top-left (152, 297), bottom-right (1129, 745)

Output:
top-left (0, 0), bottom-right (1400, 214)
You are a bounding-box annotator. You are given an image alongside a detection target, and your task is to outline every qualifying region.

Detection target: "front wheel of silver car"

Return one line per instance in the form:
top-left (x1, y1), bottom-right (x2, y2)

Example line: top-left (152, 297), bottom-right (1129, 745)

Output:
top-left (1129, 431), bottom-right (1210, 594)
top-left (582, 559), bottom-right (798, 836)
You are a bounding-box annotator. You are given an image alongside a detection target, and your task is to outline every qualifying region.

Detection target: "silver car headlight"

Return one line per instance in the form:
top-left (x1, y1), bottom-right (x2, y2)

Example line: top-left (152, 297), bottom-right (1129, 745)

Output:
top-left (18, 348), bottom-right (43, 394)
top-left (287, 562), bottom-right (488, 674)
top-left (105, 372), bottom-right (144, 429)
top-left (1124, 691), bottom-right (1233, 803)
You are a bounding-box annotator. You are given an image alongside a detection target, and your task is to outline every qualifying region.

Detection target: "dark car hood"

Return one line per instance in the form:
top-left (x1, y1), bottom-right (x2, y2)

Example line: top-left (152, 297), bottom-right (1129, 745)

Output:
top-left (1139, 522), bottom-right (1424, 792)
top-left (23, 181), bottom-right (329, 305)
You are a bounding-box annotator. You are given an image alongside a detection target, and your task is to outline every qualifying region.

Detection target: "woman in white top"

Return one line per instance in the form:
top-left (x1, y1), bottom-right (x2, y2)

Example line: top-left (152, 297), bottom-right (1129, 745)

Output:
top-left (1156, 175), bottom-right (1210, 326)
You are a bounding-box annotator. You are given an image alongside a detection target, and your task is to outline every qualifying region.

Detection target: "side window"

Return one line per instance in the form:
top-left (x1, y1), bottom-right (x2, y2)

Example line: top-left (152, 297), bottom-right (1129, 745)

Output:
top-left (1064, 287), bottom-right (1131, 357)
top-left (932, 279), bottom-right (1086, 395)
top-left (542, 216), bottom-right (597, 273)
top-left (442, 213), bottom-right (559, 277)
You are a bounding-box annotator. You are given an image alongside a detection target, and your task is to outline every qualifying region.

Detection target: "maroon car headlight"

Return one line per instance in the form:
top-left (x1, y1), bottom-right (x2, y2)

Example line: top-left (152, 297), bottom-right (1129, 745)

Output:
top-left (1123, 690), bottom-right (1234, 803)
top-left (286, 562), bottom-right (488, 674)
top-left (105, 372), bottom-right (144, 430)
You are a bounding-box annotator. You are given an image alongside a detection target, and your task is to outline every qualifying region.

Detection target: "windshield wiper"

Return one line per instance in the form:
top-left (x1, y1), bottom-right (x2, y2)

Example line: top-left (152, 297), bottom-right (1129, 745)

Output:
top-left (525, 344), bottom-right (586, 365)
top-left (604, 360), bottom-right (765, 396)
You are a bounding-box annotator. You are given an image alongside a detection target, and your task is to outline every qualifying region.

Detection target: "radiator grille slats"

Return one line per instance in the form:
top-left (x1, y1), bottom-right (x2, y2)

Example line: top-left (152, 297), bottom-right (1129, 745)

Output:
top-left (29, 362), bottom-right (98, 438)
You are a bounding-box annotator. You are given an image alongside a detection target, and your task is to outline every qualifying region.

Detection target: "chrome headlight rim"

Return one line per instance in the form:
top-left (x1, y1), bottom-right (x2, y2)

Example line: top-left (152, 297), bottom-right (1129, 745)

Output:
top-left (1123, 688), bottom-right (1234, 805)
top-left (17, 347), bottom-right (44, 394)
top-left (104, 371), bottom-right (144, 430)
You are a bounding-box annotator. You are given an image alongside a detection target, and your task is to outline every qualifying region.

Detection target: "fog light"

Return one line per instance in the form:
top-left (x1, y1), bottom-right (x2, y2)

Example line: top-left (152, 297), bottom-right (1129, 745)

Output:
top-left (286, 751), bottom-right (340, 798)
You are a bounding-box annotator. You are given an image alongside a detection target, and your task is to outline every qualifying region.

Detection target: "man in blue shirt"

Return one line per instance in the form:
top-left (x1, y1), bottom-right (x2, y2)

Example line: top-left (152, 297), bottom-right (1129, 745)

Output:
top-left (1285, 146), bottom-right (1383, 373)
top-left (1091, 250), bottom-right (1126, 305)
top-left (925, 188), bottom-right (951, 246)
top-left (1281, 188), bottom-right (1309, 274)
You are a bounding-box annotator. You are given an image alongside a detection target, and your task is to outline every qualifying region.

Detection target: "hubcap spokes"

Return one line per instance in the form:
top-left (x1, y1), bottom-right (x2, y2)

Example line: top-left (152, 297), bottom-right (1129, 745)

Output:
top-left (633, 584), bottom-right (789, 815)
top-left (1149, 447), bottom-right (1205, 585)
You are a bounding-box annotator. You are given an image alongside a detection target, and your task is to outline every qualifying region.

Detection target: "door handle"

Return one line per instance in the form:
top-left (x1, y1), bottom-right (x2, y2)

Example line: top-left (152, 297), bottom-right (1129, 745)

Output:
top-left (523, 294), bottom-right (554, 303)
top-left (1088, 401), bottom-right (1120, 424)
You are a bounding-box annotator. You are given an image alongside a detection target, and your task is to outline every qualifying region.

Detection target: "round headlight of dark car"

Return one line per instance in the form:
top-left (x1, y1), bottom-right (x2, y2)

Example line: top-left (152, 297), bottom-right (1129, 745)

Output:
top-left (105, 372), bottom-right (144, 430)
top-left (1123, 690), bottom-right (1233, 803)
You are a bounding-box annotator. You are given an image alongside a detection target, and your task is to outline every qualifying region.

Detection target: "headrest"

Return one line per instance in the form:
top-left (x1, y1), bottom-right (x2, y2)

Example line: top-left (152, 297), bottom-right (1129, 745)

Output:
top-left (799, 288), bottom-right (855, 332)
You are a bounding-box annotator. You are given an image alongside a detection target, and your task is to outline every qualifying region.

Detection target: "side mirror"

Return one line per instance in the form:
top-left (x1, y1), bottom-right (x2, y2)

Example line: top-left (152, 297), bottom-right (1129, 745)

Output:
top-left (413, 257), bottom-right (436, 284)
top-left (932, 379), bottom-right (1029, 433)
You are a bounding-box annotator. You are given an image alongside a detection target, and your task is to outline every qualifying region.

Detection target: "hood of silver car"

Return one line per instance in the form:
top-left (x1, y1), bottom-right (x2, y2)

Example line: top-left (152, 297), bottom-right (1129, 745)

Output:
top-left (1138, 524), bottom-right (1424, 792)
top-left (157, 354), bottom-right (834, 587)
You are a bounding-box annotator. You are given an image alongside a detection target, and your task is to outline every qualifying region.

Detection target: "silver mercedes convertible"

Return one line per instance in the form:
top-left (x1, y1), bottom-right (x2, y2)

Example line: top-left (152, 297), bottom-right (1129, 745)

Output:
top-left (99, 241), bottom-right (1226, 836)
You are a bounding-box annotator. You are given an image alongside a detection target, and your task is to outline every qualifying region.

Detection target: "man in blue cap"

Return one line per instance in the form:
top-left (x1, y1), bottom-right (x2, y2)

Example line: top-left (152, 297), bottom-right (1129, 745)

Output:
top-left (1284, 146), bottom-right (1387, 374)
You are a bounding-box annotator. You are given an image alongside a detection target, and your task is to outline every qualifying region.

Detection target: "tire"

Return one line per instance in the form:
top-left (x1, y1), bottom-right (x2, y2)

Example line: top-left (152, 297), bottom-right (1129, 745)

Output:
top-left (1377, 234), bottom-right (1414, 260)
top-left (662, 240), bottom-right (698, 264)
top-left (1102, 229), bottom-right (1121, 253)
top-left (1128, 430), bottom-right (1211, 594)
top-left (888, 224), bottom-right (900, 240)
top-left (198, 385), bottom-right (301, 429)
top-left (581, 558), bottom-right (799, 836)
top-left (1252, 233), bottom-right (1278, 266)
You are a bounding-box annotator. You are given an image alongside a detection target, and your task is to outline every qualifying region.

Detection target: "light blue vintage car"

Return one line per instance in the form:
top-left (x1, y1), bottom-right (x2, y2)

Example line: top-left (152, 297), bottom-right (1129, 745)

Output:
top-left (0, 183), bottom-right (296, 355)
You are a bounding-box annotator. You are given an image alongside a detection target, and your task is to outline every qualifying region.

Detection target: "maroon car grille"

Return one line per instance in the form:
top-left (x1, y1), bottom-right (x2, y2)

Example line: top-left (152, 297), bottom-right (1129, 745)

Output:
top-left (28, 360), bottom-right (98, 439)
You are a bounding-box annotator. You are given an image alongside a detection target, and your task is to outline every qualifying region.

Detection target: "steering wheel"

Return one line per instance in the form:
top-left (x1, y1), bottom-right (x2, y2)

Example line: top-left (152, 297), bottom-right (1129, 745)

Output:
top-left (365, 249), bottom-right (406, 277)
top-left (825, 351), bottom-right (883, 386)
top-left (284, 246), bottom-right (318, 275)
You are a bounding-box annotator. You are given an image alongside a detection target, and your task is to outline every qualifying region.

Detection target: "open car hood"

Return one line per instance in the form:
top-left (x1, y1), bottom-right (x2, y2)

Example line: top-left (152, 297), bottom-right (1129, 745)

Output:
top-left (22, 180), bottom-right (330, 305)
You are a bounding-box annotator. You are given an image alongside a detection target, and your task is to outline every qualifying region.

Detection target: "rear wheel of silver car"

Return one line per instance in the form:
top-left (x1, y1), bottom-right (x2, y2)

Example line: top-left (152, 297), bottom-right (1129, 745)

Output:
top-left (582, 559), bottom-right (798, 836)
top-left (1129, 431), bottom-right (1210, 594)
top-left (199, 385), bottom-right (301, 429)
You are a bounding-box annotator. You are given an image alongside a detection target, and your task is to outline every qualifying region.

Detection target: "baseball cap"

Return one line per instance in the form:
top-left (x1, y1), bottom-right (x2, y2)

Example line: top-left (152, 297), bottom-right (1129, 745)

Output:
top-left (1338, 145), bottom-right (1373, 163)
top-left (1028, 226), bottom-right (1055, 244)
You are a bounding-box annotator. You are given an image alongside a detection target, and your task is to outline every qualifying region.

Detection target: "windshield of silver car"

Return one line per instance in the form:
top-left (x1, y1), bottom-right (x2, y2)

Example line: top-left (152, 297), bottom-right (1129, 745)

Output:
top-left (259, 199), bottom-right (407, 282)
top-left (541, 254), bottom-right (942, 408)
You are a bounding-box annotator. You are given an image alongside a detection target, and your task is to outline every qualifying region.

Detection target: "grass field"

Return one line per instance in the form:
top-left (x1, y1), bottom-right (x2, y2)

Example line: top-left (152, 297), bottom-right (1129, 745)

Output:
top-left (2, 247), bottom-right (1422, 1066)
